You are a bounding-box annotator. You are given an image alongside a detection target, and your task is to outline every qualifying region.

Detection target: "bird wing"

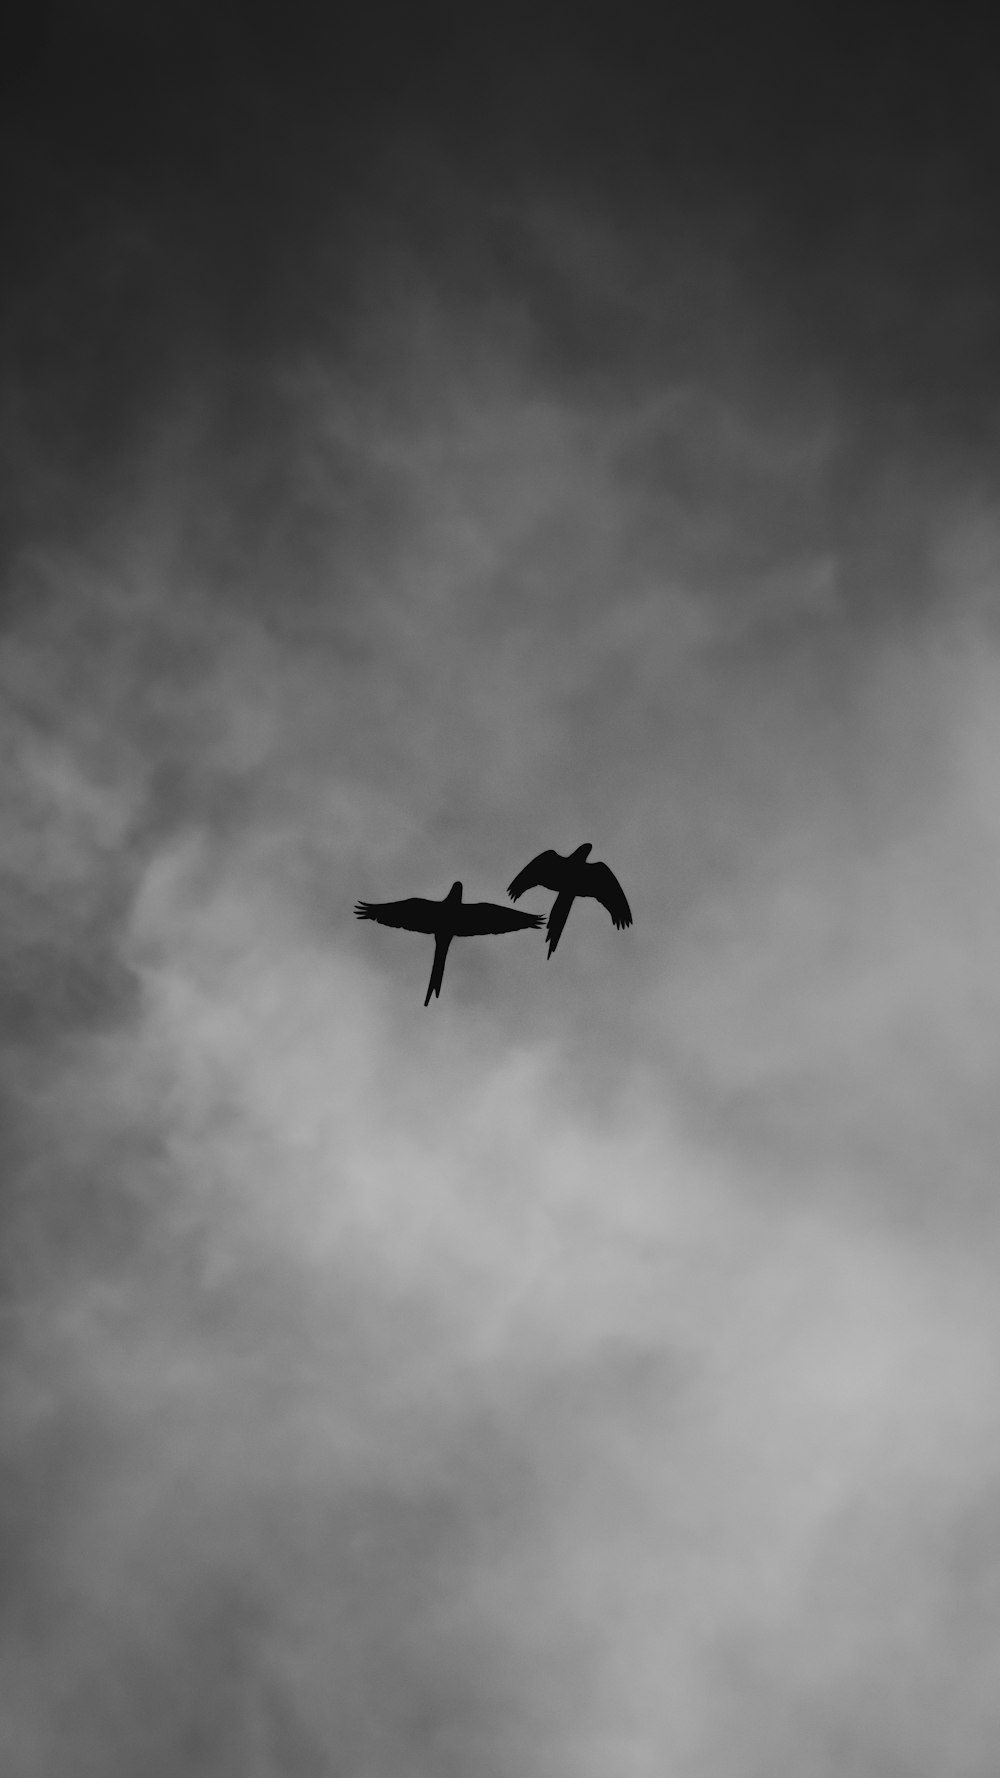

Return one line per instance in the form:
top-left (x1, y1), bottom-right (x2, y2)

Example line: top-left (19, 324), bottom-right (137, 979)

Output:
top-left (507, 849), bottom-right (566, 900)
top-left (354, 898), bottom-right (440, 933)
top-left (455, 902), bottom-right (546, 937)
top-left (581, 863), bottom-right (632, 929)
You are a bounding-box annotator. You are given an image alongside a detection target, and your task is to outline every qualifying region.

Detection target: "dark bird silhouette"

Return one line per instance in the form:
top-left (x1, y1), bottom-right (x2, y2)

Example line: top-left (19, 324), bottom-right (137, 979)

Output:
top-left (355, 880), bottom-right (544, 1005)
top-left (507, 843), bottom-right (632, 958)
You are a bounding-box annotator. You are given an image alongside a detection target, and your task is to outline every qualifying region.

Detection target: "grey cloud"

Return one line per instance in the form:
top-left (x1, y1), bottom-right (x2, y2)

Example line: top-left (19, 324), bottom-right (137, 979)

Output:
top-left (6, 30), bottom-right (1000, 1773)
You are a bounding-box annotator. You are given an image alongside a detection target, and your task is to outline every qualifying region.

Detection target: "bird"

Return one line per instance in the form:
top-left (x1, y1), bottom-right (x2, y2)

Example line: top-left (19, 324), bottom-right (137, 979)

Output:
top-left (507, 843), bottom-right (632, 958)
top-left (355, 880), bottom-right (545, 1005)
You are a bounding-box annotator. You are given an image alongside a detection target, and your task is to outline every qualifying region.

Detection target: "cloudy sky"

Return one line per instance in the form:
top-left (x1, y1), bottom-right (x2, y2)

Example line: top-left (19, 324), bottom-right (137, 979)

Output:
top-left (4, 7), bottom-right (1000, 1774)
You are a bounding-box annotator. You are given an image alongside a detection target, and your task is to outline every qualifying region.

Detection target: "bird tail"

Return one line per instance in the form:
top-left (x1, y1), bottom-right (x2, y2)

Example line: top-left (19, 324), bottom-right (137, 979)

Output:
top-left (545, 892), bottom-right (573, 958)
top-left (424, 934), bottom-right (451, 1006)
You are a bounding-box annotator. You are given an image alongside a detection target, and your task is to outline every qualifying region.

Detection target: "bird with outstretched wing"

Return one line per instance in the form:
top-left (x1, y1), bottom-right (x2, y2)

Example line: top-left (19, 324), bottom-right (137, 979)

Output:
top-left (507, 842), bottom-right (632, 958)
top-left (355, 880), bottom-right (543, 1004)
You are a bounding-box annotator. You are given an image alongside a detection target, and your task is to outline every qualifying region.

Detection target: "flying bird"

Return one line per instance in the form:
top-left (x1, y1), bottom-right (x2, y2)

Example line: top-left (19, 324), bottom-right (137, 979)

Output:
top-left (507, 843), bottom-right (632, 958)
top-left (355, 880), bottom-right (544, 1005)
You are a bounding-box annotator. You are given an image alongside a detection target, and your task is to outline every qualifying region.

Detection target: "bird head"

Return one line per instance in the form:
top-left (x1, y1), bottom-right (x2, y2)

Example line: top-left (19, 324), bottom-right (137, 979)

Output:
top-left (447, 881), bottom-right (463, 900)
top-left (572, 843), bottom-right (593, 861)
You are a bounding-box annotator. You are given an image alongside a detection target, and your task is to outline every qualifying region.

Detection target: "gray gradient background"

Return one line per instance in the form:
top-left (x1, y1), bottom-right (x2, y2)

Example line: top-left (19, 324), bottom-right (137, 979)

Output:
top-left (4, 7), bottom-right (1000, 1773)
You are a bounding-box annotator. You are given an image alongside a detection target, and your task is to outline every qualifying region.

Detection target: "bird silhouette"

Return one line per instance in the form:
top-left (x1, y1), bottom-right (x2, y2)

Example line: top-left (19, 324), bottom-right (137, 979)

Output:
top-left (507, 843), bottom-right (632, 958)
top-left (355, 880), bottom-right (545, 1005)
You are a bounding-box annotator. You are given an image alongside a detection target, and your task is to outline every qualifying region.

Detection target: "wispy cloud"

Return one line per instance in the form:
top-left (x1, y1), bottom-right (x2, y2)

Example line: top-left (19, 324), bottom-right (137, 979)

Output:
top-left (5, 25), bottom-right (1000, 1773)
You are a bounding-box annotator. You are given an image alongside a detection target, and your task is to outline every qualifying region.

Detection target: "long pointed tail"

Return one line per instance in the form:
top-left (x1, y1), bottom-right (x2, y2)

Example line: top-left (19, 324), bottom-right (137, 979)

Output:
top-left (546, 891), bottom-right (574, 958)
top-left (424, 933), bottom-right (451, 1005)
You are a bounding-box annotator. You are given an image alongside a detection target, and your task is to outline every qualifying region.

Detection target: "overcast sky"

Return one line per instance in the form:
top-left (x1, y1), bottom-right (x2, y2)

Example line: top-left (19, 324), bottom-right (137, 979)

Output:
top-left (5, 8), bottom-right (1000, 1775)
